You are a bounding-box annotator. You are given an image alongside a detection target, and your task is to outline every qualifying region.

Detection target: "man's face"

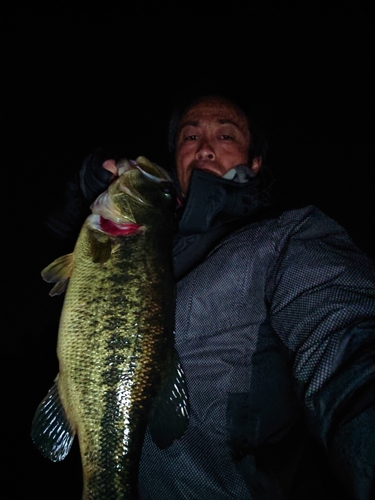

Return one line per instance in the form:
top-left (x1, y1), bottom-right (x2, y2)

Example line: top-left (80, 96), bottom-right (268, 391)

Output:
top-left (175, 97), bottom-right (252, 196)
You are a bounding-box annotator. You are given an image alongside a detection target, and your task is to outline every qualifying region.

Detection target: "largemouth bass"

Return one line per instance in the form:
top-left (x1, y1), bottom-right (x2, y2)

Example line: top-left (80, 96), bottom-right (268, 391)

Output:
top-left (31, 157), bottom-right (189, 499)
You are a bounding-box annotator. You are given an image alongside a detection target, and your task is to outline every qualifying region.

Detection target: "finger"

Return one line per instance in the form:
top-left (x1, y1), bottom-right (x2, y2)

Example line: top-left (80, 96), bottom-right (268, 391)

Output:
top-left (102, 159), bottom-right (118, 179)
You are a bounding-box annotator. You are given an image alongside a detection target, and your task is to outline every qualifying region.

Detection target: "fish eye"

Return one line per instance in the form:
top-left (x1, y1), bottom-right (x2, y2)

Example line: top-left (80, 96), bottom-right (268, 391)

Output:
top-left (160, 183), bottom-right (174, 197)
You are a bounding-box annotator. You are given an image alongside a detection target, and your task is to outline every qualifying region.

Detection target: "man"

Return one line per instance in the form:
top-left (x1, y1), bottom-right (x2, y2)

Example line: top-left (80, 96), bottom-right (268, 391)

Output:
top-left (46, 93), bottom-right (375, 499)
top-left (173, 96), bottom-right (261, 194)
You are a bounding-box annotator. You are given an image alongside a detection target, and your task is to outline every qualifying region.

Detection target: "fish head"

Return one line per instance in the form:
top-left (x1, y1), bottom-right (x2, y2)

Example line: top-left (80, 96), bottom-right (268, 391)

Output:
top-left (91, 156), bottom-right (176, 230)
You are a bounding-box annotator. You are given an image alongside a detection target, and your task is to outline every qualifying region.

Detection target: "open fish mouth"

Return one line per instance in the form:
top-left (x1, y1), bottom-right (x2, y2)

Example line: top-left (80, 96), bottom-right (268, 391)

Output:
top-left (118, 156), bottom-right (171, 181)
top-left (116, 157), bottom-right (169, 204)
top-left (90, 156), bottom-right (172, 224)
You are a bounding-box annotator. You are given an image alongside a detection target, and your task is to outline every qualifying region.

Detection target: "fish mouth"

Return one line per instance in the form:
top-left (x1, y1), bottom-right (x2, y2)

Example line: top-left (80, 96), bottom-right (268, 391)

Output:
top-left (90, 156), bottom-right (172, 224)
top-left (118, 157), bottom-right (171, 181)
top-left (134, 156), bottom-right (171, 183)
top-left (117, 158), bottom-right (137, 176)
top-left (117, 156), bottom-right (172, 205)
top-left (90, 191), bottom-right (126, 223)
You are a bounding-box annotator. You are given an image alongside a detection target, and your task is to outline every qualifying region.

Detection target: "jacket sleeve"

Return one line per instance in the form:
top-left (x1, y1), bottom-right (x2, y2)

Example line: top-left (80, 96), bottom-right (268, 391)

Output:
top-left (44, 149), bottom-right (114, 244)
top-left (266, 206), bottom-right (375, 500)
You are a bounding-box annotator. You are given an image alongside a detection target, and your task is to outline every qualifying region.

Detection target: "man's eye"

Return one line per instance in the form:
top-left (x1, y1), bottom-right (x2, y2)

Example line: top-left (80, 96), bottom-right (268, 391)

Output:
top-left (220, 134), bottom-right (233, 140)
top-left (185, 135), bottom-right (198, 141)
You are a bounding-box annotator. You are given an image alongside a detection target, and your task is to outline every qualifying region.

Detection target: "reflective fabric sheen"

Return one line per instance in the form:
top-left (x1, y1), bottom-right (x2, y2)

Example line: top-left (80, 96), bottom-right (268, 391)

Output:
top-left (138, 205), bottom-right (375, 499)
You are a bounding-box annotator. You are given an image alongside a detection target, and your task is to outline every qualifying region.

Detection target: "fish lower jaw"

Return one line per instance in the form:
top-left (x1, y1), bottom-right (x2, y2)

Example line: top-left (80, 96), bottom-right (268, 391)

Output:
top-left (99, 217), bottom-right (145, 236)
top-left (87, 214), bottom-right (143, 235)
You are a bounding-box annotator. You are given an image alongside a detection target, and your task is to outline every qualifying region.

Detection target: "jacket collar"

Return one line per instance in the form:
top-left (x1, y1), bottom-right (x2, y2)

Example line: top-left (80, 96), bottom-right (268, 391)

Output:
top-left (173, 166), bottom-right (267, 280)
top-left (176, 166), bottom-right (263, 234)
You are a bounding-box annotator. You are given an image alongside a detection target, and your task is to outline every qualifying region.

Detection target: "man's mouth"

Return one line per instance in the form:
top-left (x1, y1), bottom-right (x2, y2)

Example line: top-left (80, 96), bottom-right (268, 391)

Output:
top-left (190, 161), bottom-right (223, 177)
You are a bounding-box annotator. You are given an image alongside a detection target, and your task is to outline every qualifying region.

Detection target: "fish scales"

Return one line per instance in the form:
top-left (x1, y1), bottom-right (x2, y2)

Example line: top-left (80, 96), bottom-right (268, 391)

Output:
top-left (32, 157), bottom-right (189, 499)
top-left (62, 231), bottom-right (171, 497)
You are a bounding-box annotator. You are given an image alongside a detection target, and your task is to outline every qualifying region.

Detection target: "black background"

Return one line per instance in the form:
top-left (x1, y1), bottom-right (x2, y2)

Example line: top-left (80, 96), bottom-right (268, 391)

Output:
top-left (3, 2), bottom-right (373, 498)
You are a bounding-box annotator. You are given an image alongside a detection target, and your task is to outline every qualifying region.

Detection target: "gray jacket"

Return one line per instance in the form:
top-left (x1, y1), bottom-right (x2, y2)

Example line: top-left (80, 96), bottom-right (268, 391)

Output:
top-left (139, 169), bottom-right (375, 499)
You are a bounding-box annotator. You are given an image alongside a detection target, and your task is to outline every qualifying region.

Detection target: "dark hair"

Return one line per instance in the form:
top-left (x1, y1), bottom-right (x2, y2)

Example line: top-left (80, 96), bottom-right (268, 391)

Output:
top-left (167, 83), bottom-right (268, 163)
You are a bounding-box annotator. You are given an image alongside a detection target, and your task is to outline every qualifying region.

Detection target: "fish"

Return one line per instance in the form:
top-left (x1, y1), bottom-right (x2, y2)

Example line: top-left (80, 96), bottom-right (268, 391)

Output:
top-left (31, 156), bottom-right (189, 499)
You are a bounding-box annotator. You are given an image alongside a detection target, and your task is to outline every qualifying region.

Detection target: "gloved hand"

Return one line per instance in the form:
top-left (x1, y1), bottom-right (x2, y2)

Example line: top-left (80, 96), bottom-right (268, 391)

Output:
top-left (79, 148), bottom-right (116, 203)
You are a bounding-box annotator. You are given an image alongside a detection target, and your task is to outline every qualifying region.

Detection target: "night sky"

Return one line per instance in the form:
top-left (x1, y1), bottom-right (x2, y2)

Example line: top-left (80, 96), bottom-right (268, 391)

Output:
top-left (3, 2), bottom-right (373, 498)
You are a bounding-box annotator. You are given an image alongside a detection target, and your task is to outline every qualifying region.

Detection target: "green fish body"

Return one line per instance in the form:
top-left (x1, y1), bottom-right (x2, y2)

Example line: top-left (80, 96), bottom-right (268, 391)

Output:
top-left (31, 157), bottom-right (189, 499)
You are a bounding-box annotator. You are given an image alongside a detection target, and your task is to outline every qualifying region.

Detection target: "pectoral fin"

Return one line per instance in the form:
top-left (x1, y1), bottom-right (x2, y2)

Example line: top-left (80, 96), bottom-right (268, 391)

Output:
top-left (31, 380), bottom-right (75, 462)
top-left (89, 230), bottom-right (112, 264)
top-left (148, 352), bottom-right (189, 449)
top-left (41, 254), bottom-right (74, 296)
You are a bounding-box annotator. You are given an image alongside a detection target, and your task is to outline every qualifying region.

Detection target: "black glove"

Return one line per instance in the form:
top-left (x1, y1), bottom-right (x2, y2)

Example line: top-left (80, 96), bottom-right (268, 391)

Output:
top-left (44, 148), bottom-right (117, 242)
top-left (79, 148), bottom-right (115, 203)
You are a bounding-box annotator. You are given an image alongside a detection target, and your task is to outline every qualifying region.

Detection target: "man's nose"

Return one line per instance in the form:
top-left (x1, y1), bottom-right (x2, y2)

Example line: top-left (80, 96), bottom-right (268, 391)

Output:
top-left (195, 141), bottom-right (215, 160)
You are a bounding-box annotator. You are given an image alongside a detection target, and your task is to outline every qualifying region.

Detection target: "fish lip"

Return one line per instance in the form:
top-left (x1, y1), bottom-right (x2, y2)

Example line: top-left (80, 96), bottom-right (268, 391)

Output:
top-left (118, 156), bottom-right (172, 183)
top-left (117, 158), bottom-right (171, 203)
top-left (91, 157), bottom-right (173, 222)
top-left (90, 191), bottom-right (132, 223)
top-left (117, 158), bottom-right (136, 176)
top-left (135, 156), bottom-right (172, 182)
top-left (135, 164), bottom-right (166, 184)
